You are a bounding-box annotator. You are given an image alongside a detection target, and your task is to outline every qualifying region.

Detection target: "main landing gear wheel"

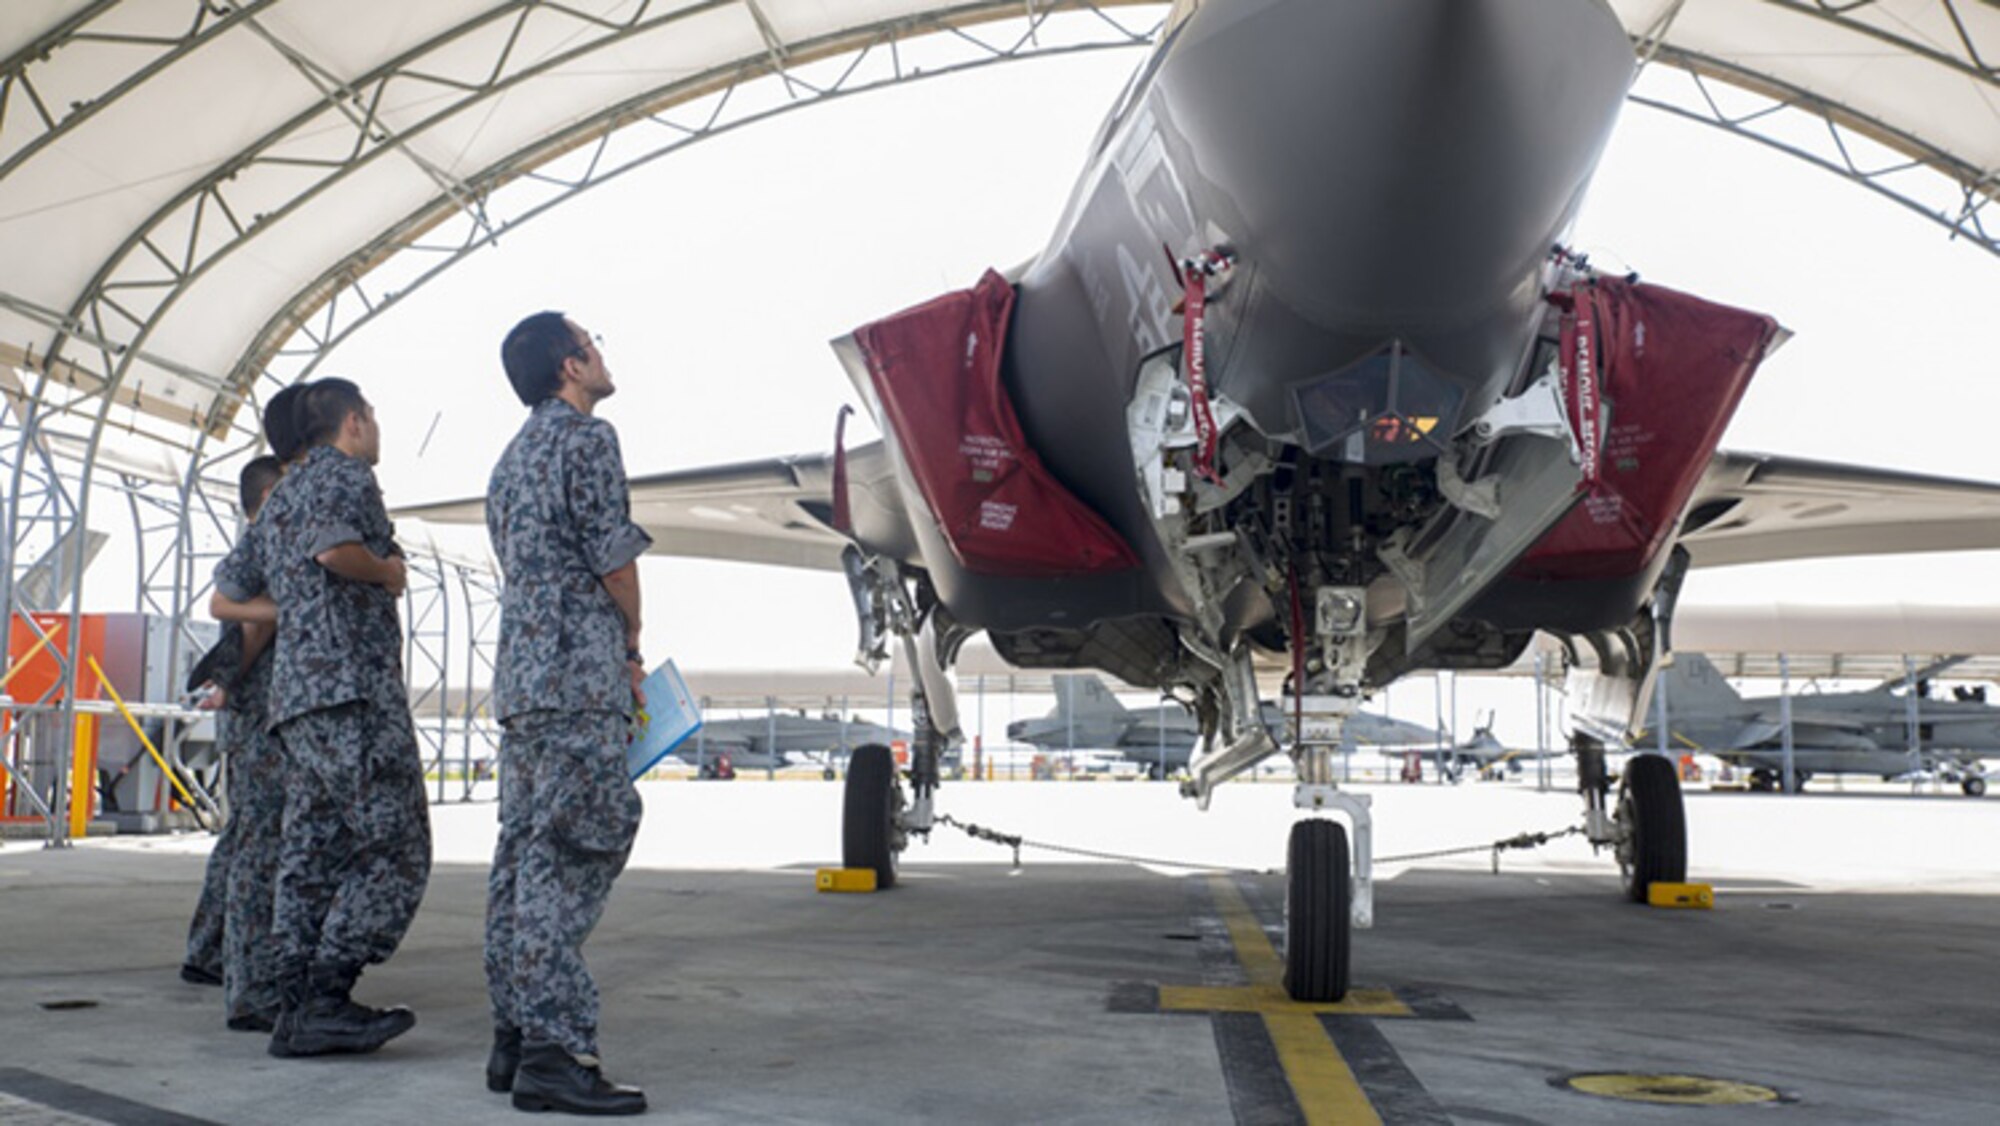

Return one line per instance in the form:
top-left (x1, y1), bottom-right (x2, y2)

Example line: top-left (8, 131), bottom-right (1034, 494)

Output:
top-left (1617, 755), bottom-right (1687, 903)
top-left (1963, 776), bottom-right (1987, 798)
top-left (843, 744), bottom-right (903, 889)
top-left (1283, 819), bottom-right (1351, 1002)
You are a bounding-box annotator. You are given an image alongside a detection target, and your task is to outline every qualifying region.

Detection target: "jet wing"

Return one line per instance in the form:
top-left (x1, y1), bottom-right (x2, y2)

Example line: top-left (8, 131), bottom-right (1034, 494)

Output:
top-left (1679, 453), bottom-right (2000, 568)
top-left (398, 454), bottom-right (851, 572)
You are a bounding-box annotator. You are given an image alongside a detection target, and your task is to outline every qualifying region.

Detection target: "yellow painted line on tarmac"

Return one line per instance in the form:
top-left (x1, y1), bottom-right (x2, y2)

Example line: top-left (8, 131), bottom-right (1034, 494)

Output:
top-left (1265, 1011), bottom-right (1381, 1126)
top-left (1158, 983), bottom-right (1410, 1017)
top-left (1207, 875), bottom-right (1383, 1126)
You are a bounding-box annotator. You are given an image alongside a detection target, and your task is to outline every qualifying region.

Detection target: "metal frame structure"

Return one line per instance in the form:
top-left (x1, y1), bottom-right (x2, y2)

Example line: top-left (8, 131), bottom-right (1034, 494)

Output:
top-left (3, 0), bottom-right (1996, 844)
top-left (1630, 53), bottom-right (1996, 256)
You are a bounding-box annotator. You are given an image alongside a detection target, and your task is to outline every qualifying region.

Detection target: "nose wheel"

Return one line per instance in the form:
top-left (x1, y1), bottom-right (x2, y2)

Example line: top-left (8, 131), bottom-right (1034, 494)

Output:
top-left (843, 744), bottom-right (905, 889)
top-left (1284, 818), bottom-right (1352, 1002)
top-left (1615, 754), bottom-right (1687, 902)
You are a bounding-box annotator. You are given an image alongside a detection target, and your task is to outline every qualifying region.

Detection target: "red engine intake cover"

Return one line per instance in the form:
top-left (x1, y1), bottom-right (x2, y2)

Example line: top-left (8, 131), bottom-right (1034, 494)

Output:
top-left (1512, 277), bottom-right (1781, 582)
top-left (854, 270), bottom-right (1139, 578)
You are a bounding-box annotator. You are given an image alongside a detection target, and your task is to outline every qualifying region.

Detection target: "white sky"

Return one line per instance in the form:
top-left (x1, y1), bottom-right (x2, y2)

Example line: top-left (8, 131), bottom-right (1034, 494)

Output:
top-left (302, 47), bottom-right (1996, 745)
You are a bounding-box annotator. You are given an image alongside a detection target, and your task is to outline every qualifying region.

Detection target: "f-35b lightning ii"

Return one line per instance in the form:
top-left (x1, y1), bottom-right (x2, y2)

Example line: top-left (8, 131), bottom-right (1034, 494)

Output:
top-left (407, 0), bottom-right (2000, 1000)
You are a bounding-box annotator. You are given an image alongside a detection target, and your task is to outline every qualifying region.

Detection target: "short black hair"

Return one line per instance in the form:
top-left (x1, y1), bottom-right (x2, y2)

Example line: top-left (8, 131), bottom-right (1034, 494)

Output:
top-left (262, 382), bottom-right (309, 463)
top-left (239, 456), bottom-right (282, 519)
top-left (500, 311), bottom-right (576, 407)
top-left (298, 377), bottom-right (368, 449)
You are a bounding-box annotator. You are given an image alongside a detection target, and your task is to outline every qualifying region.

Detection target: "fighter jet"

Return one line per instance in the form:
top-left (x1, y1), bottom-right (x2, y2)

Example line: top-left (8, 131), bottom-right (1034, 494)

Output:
top-left (677, 711), bottom-right (909, 778)
top-left (1645, 654), bottom-right (1997, 797)
top-left (1006, 673), bottom-right (1442, 778)
top-left (406, 0), bottom-right (2000, 1000)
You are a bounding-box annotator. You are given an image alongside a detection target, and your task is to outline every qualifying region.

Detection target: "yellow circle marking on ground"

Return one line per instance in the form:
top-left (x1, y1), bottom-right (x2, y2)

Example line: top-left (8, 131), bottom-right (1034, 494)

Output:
top-left (1565, 1073), bottom-right (1782, 1106)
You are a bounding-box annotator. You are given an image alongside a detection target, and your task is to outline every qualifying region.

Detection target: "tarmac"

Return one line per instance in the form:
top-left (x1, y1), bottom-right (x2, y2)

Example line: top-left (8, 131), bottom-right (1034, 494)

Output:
top-left (2, 779), bottom-right (1997, 1124)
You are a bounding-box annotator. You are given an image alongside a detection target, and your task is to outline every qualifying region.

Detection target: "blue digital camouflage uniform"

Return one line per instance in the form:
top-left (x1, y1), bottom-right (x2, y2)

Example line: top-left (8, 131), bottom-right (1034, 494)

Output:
top-left (214, 445), bottom-right (432, 984)
top-left (180, 619), bottom-right (287, 1021)
top-left (483, 399), bottom-right (651, 1058)
top-left (218, 625), bottom-right (285, 1023)
top-left (183, 626), bottom-right (233, 980)
top-left (184, 623), bottom-right (244, 983)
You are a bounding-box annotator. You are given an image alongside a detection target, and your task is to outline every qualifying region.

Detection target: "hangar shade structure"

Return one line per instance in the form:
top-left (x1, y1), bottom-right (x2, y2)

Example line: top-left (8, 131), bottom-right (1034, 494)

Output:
top-left (0, 0), bottom-right (1996, 838)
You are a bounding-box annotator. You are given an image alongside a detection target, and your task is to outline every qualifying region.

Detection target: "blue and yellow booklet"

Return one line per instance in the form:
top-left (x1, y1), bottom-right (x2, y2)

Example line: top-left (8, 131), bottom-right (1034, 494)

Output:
top-left (627, 660), bottom-right (703, 780)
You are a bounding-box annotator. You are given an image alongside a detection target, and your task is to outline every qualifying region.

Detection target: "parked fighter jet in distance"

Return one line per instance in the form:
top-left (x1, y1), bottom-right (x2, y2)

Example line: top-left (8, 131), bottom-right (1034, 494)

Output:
top-left (680, 711), bottom-right (910, 778)
top-left (406, 0), bottom-right (2000, 1001)
top-left (1644, 654), bottom-right (1996, 797)
top-left (1007, 673), bottom-right (1443, 778)
top-left (1386, 714), bottom-right (1564, 783)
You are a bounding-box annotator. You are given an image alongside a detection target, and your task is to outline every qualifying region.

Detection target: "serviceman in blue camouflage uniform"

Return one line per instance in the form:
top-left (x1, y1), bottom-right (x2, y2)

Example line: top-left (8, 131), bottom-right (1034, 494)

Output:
top-left (178, 456), bottom-right (287, 1030)
top-left (180, 384), bottom-right (308, 1015)
top-left (180, 454), bottom-right (284, 1000)
top-left (483, 312), bottom-right (650, 1115)
top-left (212, 378), bottom-right (432, 1059)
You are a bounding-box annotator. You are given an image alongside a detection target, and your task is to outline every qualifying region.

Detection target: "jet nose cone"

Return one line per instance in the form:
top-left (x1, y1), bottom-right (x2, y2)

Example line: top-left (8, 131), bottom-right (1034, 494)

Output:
top-left (1166, 0), bottom-right (1634, 328)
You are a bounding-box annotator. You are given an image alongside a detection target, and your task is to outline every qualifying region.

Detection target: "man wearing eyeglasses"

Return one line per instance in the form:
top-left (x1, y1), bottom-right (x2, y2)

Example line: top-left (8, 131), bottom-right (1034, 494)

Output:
top-left (482, 312), bottom-right (651, 1115)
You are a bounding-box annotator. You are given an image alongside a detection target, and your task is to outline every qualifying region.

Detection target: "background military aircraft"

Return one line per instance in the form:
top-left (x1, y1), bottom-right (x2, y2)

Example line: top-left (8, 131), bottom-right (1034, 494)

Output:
top-left (408, 0), bottom-right (2000, 1000)
top-left (1647, 653), bottom-right (1997, 796)
top-left (680, 711), bottom-right (909, 778)
top-left (1006, 673), bottom-right (1443, 778)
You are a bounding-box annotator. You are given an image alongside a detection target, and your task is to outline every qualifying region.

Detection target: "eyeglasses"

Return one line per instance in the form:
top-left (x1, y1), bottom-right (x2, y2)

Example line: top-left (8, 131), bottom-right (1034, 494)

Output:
top-left (570, 332), bottom-right (604, 360)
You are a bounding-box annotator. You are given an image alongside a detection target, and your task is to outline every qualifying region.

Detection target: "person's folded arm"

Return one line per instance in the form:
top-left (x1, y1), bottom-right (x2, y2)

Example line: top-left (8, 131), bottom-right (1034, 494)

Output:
top-left (240, 620), bottom-right (275, 672)
top-left (315, 543), bottom-right (407, 595)
top-left (211, 591), bottom-right (278, 623)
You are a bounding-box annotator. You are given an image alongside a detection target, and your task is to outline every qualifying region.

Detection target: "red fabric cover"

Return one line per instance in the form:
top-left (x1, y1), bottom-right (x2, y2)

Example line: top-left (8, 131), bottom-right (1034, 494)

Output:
top-left (854, 270), bottom-right (1140, 577)
top-left (1512, 277), bottom-right (1780, 581)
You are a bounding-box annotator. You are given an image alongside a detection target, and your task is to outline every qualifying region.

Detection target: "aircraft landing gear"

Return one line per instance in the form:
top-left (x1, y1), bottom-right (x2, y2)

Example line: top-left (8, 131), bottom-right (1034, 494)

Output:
top-left (1279, 588), bottom-right (1375, 1003)
top-left (837, 561), bottom-right (968, 890)
top-left (842, 744), bottom-right (905, 888)
top-left (1963, 775), bottom-right (1987, 798)
top-left (1614, 754), bottom-right (1688, 902)
top-left (1577, 736), bottom-right (1687, 901)
top-left (1285, 819), bottom-right (1351, 1002)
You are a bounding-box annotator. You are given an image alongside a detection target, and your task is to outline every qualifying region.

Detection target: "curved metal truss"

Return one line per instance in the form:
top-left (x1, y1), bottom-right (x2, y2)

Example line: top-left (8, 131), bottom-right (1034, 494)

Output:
top-left (1631, 49), bottom-right (1996, 256)
top-left (3, 0), bottom-right (1995, 843)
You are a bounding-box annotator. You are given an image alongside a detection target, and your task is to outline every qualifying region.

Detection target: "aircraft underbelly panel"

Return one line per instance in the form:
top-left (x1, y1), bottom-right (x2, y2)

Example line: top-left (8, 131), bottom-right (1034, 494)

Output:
top-left (1515, 279), bottom-right (1780, 581)
top-left (1477, 280), bottom-right (1781, 632)
top-left (851, 270), bottom-right (1140, 580)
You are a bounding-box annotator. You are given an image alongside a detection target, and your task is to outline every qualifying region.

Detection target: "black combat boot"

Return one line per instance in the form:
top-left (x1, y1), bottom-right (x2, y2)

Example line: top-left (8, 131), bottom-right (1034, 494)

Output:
top-left (487, 1025), bottom-right (523, 1092)
top-left (510, 1043), bottom-right (646, 1115)
top-left (266, 965), bottom-right (311, 1057)
top-left (269, 962), bottom-right (416, 1058)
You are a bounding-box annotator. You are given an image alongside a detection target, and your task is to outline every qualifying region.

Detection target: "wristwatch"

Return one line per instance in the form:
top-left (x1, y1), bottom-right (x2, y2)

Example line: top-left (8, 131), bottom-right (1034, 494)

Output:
top-left (626, 648), bottom-right (645, 666)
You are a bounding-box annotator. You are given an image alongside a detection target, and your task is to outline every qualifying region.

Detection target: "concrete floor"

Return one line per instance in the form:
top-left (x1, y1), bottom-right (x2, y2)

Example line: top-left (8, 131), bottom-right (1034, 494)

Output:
top-left (1, 781), bottom-right (1997, 1123)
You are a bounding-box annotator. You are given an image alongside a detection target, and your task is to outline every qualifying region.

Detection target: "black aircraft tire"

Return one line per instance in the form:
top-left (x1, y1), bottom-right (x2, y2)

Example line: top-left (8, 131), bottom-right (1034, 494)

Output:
top-left (1619, 755), bottom-right (1688, 903)
top-left (1964, 776), bottom-right (1987, 798)
top-left (1283, 819), bottom-right (1351, 1003)
top-left (843, 744), bottom-right (898, 890)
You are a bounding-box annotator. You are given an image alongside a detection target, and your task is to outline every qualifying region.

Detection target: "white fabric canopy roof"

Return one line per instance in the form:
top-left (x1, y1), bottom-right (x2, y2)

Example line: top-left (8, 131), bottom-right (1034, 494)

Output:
top-left (1, 0), bottom-right (1993, 447)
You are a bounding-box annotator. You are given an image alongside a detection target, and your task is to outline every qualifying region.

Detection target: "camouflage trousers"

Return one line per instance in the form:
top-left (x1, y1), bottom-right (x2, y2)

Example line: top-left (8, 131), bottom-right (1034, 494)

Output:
top-left (222, 716), bottom-right (286, 1020)
top-left (183, 801), bottom-right (232, 979)
top-left (273, 700), bottom-right (433, 978)
top-left (485, 711), bottom-right (642, 1057)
